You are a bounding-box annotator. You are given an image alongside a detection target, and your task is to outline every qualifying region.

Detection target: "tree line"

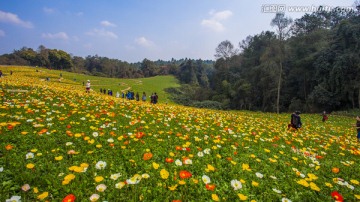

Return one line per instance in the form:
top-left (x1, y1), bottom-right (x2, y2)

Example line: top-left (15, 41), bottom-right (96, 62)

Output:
top-left (0, 5), bottom-right (359, 113)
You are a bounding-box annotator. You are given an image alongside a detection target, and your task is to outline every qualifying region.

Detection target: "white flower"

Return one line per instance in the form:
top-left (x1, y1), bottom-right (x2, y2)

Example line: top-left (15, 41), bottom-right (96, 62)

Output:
top-left (203, 148), bottom-right (211, 154)
top-left (90, 193), bottom-right (100, 201)
top-left (96, 184), bottom-right (107, 192)
top-left (65, 142), bottom-right (73, 146)
top-left (0, 167), bottom-right (3, 172)
top-left (80, 117), bottom-right (86, 120)
top-left (230, 179), bottom-right (242, 190)
top-left (92, 132), bottom-right (99, 137)
top-left (175, 159), bottom-right (183, 166)
top-left (126, 174), bottom-right (141, 184)
top-left (300, 173), bottom-right (305, 178)
top-left (107, 138), bottom-right (114, 143)
top-left (5, 195), bottom-right (21, 202)
top-left (142, 173), bottom-right (150, 179)
top-left (269, 175), bottom-right (277, 180)
top-left (255, 172), bottom-right (263, 178)
top-left (282, 198), bottom-right (292, 202)
top-left (202, 175), bottom-right (211, 184)
top-left (26, 152), bottom-right (34, 159)
top-left (197, 151), bottom-right (204, 157)
top-left (184, 159), bottom-right (192, 165)
top-left (110, 173), bottom-right (122, 180)
top-left (95, 161), bottom-right (107, 170)
top-left (347, 184), bottom-right (355, 190)
top-left (272, 188), bottom-right (282, 194)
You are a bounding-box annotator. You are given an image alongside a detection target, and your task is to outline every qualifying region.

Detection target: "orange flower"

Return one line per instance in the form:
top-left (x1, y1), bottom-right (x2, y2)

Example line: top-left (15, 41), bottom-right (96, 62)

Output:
top-left (62, 194), bottom-right (76, 202)
top-left (205, 184), bottom-right (216, 191)
top-left (5, 144), bottom-right (13, 150)
top-left (179, 170), bottom-right (192, 179)
top-left (332, 167), bottom-right (340, 174)
top-left (143, 152), bottom-right (153, 161)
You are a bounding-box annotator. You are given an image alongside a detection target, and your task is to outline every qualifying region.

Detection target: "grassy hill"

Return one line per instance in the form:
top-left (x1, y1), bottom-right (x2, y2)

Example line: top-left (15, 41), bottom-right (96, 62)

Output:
top-left (0, 65), bottom-right (360, 201)
top-left (0, 65), bottom-right (180, 104)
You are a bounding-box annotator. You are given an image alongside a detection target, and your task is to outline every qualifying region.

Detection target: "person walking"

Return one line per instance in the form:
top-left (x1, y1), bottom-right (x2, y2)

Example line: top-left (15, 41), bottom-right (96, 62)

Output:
top-left (86, 80), bottom-right (91, 93)
top-left (288, 111), bottom-right (302, 130)
top-left (355, 116), bottom-right (360, 142)
top-left (322, 111), bottom-right (328, 122)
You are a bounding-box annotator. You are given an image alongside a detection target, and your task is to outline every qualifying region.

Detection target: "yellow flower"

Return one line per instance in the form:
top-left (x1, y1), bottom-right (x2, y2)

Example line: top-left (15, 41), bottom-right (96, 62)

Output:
top-left (160, 169), bottom-right (169, 179)
top-left (297, 179), bottom-right (309, 187)
top-left (309, 182), bottom-right (320, 191)
top-left (55, 156), bottom-right (63, 161)
top-left (355, 195), bottom-right (360, 199)
top-left (307, 173), bottom-right (318, 181)
top-left (33, 187), bottom-right (39, 193)
top-left (242, 163), bottom-right (251, 171)
top-left (95, 176), bottom-right (104, 182)
top-left (350, 179), bottom-right (359, 185)
top-left (325, 182), bottom-right (333, 188)
top-left (212, 194), bottom-right (220, 201)
top-left (250, 154), bottom-right (256, 158)
top-left (192, 178), bottom-right (199, 184)
top-left (26, 163), bottom-right (35, 169)
top-left (64, 174), bottom-right (76, 181)
top-left (153, 162), bottom-right (160, 170)
top-left (168, 184), bottom-right (178, 191)
top-left (169, 152), bottom-right (175, 157)
top-left (31, 149), bottom-right (38, 152)
top-left (264, 148), bottom-right (270, 153)
top-left (238, 194), bottom-right (248, 201)
top-left (205, 164), bottom-right (215, 172)
top-left (252, 181), bottom-right (259, 187)
top-left (178, 180), bottom-right (186, 185)
top-left (96, 144), bottom-right (102, 148)
top-left (231, 160), bottom-right (237, 165)
top-left (216, 154), bottom-right (221, 158)
top-left (37, 192), bottom-right (49, 200)
top-left (240, 179), bottom-right (246, 184)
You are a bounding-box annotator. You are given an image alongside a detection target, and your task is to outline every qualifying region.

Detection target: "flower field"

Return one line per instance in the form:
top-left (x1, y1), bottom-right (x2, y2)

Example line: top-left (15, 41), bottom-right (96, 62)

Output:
top-left (0, 66), bottom-right (359, 201)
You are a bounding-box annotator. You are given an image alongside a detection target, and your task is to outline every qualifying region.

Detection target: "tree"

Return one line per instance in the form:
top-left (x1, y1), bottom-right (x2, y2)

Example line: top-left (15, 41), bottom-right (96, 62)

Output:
top-left (271, 12), bottom-right (293, 113)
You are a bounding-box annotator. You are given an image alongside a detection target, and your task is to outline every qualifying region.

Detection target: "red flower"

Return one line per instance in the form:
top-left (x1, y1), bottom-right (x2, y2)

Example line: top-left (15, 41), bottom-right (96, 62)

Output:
top-left (62, 194), bottom-right (76, 202)
top-left (331, 191), bottom-right (343, 202)
top-left (205, 184), bottom-right (216, 191)
top-left (179, 170), bottom-right (192, 179)
top-left (165, 158), bottom-right (174, 163)
top-left (172, 200), bottom-right (182, 202)
top-left (175, 146), bottom-right (182, 151)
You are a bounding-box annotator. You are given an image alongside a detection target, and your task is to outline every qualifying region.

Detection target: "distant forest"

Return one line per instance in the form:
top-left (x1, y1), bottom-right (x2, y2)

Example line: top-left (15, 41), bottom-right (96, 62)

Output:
top-left (1, 6), bottom-right (360, 113)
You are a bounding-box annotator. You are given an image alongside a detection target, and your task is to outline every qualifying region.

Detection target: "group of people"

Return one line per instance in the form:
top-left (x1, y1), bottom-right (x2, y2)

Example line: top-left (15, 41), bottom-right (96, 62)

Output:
top-left (85, 81), bottom-right (159, 104)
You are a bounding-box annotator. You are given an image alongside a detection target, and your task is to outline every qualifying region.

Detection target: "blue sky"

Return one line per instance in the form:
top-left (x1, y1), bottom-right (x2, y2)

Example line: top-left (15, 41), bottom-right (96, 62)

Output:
top-left (0, 0), bottom-right (356, 63)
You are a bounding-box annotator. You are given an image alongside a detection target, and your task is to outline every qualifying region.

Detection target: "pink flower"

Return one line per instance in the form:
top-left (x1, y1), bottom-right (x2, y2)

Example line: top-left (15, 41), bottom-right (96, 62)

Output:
top-left (21, 184), bottom-right (30, 191)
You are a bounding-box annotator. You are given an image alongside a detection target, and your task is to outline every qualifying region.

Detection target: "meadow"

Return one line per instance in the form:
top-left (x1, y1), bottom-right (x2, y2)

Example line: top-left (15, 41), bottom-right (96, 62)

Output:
top-left (0, 66), bottom-right (359, 202)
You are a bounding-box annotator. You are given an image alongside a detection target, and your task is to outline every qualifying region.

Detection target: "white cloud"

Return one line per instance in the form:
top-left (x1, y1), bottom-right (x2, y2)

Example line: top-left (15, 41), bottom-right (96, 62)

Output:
top-left (86, 28), bottom-right (118, 39)
top-left (101, 20), bottom-right (117, 27)
top-left (43, 7), bottom-right (54, 14)
top-left (201, 19), bottom-right (224, 32)
top-left (0, 10), bottom-right (33, 28)
top-left (201, 10), bottom-right (233, 32)
top-left (0, 29), bottom-right (5, 37)
top-left (135, 37), bottom-right (155, 47)
top-left (42, 32), bottom-right (69, 40)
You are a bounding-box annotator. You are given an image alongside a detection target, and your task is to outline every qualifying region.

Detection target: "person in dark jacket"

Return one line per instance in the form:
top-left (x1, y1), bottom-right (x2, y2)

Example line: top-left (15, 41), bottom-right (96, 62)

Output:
top-left (288, 111), bottom-right (302, 130)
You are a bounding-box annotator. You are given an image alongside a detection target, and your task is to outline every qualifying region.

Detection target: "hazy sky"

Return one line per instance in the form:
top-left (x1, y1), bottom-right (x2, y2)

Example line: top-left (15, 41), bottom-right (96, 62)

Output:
top-left (0, 0), bottom-right (356, 63)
